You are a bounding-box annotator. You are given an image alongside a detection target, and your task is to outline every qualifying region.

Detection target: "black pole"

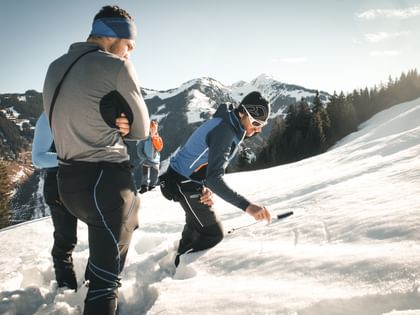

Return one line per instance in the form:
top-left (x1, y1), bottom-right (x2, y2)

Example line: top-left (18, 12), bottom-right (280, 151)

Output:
top-left (227, 210), bottom-right (294, 234)
top-left (276, 211), bottom-right (293, 220)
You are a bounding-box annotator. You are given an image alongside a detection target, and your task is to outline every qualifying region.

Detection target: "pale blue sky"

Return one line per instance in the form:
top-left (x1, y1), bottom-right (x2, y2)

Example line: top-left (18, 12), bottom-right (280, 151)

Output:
top-left (1, 0), bottom-right (419, 94)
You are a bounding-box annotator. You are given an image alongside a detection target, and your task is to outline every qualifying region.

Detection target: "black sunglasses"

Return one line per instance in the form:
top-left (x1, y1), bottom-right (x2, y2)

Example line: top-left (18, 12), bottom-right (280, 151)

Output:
top-left (242, 106), bottom-right (267, 127)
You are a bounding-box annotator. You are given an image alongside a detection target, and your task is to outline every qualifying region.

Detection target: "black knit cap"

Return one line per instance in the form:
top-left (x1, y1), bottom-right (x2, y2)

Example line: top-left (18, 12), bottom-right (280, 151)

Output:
top-left (240, 91), bottom-right (270, 122)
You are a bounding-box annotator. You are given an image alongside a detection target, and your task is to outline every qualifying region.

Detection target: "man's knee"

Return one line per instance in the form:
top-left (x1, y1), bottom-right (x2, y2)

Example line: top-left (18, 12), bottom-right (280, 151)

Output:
top-left (202, 223), bottom-right (224, 247)
top-left (121, 193), bottom-right (140, 233)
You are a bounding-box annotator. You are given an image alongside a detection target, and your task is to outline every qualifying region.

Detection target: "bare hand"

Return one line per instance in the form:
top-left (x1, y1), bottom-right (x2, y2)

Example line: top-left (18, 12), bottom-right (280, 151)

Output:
top-left (200, 187), bottom-right (214, 206)
top-left (245, 203), bottom-right (271, 223)
top-left (116, 113), bottom-right (130, 136)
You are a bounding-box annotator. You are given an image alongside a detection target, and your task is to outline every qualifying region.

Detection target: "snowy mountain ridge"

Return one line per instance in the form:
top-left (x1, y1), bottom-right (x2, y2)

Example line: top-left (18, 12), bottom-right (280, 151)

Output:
top-left (143, 73), bottom-right (331, 164)
top-left (0, 97), bottom-right (419, 315)
top-left (144, 73), bottom-right (330, 124)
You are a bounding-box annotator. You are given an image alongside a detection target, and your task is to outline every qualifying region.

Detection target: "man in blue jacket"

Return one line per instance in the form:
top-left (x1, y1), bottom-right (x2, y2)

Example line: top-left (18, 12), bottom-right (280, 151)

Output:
top-left (159, 91), bottom-right (272, 266)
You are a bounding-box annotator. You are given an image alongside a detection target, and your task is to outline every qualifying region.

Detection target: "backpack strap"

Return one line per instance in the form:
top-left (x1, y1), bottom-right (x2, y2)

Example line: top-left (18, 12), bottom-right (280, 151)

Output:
top-left (48, 48), bottom-right (98, 128)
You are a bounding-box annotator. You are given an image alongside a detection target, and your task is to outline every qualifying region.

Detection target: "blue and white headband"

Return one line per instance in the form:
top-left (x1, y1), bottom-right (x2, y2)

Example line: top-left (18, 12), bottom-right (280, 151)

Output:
top-left (90, 17), bottom-right (137, 39)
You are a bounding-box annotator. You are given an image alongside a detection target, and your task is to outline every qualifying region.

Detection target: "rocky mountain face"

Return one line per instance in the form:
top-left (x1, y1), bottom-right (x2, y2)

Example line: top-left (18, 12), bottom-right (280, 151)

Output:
top-left (0, 90), bottom-right (44, 225)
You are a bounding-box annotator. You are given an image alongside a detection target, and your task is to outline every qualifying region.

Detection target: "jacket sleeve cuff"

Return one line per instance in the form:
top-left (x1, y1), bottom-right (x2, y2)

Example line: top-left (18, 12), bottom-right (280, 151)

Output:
top-left (237, 197), bottom-right (251, 211)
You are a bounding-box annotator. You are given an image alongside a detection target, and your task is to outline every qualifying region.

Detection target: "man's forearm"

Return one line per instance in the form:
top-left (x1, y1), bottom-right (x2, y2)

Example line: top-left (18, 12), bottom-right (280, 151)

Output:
top-left (205, 175), bottom-right (250, 211)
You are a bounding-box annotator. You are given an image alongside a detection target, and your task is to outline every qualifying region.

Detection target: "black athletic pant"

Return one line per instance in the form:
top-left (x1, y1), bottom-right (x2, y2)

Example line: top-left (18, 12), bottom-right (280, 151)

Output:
top-left (57, 161), bottom-right (140, 315)
top-left (170, 176), bottom-right (224, 255)
top-left (43, 168), bottom-right (78, 287)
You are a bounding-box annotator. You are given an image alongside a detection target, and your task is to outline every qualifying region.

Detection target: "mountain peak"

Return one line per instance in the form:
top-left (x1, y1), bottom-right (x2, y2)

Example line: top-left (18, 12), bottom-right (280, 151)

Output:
top-left (251, 73), bottom-right (280, 86)
top-left (230, 80), bottom-right (247, 88)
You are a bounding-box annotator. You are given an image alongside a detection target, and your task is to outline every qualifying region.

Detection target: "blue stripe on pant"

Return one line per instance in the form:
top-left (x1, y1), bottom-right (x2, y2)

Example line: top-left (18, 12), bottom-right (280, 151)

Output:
top-left (57, 161), bottom-right (140, 315)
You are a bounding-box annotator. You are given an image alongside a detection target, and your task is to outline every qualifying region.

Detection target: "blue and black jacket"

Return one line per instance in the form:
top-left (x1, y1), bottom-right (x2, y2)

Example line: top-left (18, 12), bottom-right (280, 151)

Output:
top-left (170, 103), bottom-right (250, 210)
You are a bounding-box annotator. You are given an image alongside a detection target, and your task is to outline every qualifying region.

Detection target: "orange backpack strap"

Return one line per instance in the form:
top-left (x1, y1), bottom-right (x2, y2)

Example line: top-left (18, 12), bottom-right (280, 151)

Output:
top-left (151, 135), bottom-right (163, 152)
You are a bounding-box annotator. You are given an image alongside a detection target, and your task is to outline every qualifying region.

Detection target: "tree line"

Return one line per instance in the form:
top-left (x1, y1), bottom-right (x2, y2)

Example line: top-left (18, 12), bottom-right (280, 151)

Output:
top-left (247, 68), bottom-right (420, 169)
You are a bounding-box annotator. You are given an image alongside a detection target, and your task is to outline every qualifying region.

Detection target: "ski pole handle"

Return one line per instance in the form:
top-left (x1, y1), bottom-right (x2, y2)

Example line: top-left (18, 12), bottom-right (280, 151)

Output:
top-left (276, 211), bottom-right (294, 220)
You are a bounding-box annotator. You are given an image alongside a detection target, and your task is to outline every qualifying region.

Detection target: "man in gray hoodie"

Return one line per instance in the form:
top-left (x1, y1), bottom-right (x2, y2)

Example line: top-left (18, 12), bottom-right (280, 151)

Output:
top-left (42, 5), bottom-right (149, 315)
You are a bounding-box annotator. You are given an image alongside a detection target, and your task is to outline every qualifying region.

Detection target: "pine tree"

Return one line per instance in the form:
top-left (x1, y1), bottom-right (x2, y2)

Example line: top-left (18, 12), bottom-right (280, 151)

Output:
top-left (344, 93), bottom-right (358, 134)
top-left (282, 99), bottom-right (311, 160)
top-left (295, 98), bottom-right (311, 133)
top-left (306, 112), bottom-right (325, 155)
top-left (312, 91), bottom-right (323, 113)
top-left (255, 116), bottom-right (285, 168)
top-left (327, 92), bottom-right (357, 142)
top-left (312, 91), bottom-right (331, 150)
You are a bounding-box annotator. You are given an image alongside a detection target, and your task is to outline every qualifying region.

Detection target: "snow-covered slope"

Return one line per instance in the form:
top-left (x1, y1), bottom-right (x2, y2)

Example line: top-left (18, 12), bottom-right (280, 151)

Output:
top-left (0, 97), bottom-right (419, 314)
